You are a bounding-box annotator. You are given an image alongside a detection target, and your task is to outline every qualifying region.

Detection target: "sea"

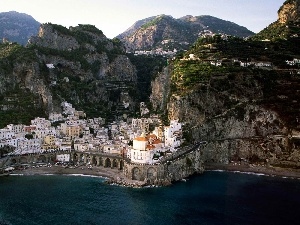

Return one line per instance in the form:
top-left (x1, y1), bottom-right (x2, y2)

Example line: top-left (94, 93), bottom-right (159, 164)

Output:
top-left (0, 171), bottom-right (300, 225)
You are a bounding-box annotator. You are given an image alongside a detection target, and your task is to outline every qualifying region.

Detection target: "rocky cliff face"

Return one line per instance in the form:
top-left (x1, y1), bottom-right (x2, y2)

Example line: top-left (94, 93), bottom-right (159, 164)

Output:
top-left (151, 64), bottom-right (300, 167)
top-left (155, 3), bottom-right (300, 168)
top-left (151, 17), bottom-right (300, 168)
top-left (0, 23), bottom-right (137, 126)
top-left (278, 0), bottom-right (300, 24)
top-left (28, 24), bottom-right (80, 51)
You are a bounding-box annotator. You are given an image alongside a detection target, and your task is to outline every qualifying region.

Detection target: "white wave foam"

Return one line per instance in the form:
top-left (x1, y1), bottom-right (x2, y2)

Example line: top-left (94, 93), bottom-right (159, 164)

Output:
top-left (64, 174), bottom-right (107, 179)
top-left (233, 171), bottom-right (268, 176)
top-left (207, 169), bottom-right (225, 172)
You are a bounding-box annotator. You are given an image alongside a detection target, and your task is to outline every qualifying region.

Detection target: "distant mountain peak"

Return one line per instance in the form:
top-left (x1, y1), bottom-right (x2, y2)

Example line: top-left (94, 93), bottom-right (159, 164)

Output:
top-left (0, 11), bottom-right (40, 45)
top-left (117, 15), bottom-right (254, 52)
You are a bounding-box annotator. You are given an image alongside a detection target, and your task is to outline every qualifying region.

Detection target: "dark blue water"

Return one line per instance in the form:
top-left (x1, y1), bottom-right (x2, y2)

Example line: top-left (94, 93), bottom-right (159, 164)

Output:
top-left (1, 172), bottom-right (300, 225)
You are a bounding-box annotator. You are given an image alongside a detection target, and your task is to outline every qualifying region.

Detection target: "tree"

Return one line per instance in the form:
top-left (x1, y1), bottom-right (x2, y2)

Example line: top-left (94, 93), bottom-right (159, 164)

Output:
top-left (25, 133), bottom-right (34, 139)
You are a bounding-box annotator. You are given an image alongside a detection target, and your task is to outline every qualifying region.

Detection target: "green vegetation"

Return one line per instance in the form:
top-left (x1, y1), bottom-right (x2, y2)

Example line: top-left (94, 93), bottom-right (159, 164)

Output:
top-left (77, 24), bottom-right (103, 36)
top-left (50, 23), bottom-right (72, 36)
top-left (141, 16), bottom-right (163, 29)
top-left (127, 54), bottom-right (165, 102)
top-left (33, 45), bottom-right (91, 71)
top-left (253, 22), bottom-right (289, 41)
top-left (25, 133), bottom-right (34, 139)
top-left (0, 43), bottom-right (37, 72)
top-left (0, 88), bottom-right (46, 128)
top-left (253, 17), bottom-right (300, 42)
top-left (172, 61), bottom-right (221, 91)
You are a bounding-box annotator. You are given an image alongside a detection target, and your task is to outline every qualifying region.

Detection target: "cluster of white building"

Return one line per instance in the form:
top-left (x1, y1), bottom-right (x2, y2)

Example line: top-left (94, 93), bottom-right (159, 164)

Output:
top-left (286, 58), bottom-right (300, 66)
top-left (181, 54), bottom-right (273, 69)
top-left (134, 48), bottom-right (178, 57)
top-left (1, 102), bottom-right (184, 165)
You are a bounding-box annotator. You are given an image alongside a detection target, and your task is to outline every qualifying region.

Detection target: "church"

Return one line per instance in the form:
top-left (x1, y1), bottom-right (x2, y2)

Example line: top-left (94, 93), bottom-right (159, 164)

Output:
top-left (130, 133), bottom-right (163, 164)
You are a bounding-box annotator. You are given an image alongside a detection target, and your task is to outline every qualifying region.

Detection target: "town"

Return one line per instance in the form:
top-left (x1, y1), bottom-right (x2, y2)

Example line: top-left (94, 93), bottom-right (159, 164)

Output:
top-left (0, 101), bottom-right (183, 161)
top-left (0, 101), bottom-right (204, 185)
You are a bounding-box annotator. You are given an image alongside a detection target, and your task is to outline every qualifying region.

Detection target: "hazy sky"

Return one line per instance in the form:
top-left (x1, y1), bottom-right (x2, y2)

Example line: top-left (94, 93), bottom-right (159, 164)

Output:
top-left (2, 0), bottom-right (285, 38)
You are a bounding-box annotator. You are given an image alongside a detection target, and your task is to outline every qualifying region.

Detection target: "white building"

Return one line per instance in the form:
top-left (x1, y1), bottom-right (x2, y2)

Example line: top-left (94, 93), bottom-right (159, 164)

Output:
top-left (286, 58), bottom-right (300, 66)
top-left (49, 113), bottom-right (64, 122)
top-left (0, 128), bottom-right (14, 139)
top-left (6, 137), bottom-right (25, 148)
top-left (130, 133), bottom-right (162, 164)
top-left (103, 144), bottom-right (120, 154)
top-left (17, 138), bottom-right (42, 154)
top-left (46, 64), bottom-right (55, 69)
top-left (164, 120), bottom-right (182, 148)
top-left (6, 124), bottom-right (24, 133)
top-left (56, 154), bottom-right (70, 162)
top-left (31, 117), bottom-right (51, 130)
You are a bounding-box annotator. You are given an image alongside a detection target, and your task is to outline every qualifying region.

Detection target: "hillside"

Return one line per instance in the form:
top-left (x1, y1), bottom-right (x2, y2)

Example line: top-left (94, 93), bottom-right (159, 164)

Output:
top-left (150, 0), bottom-right (300, 169)
top-left (0, 11), bottom-right (40, 45)
top-left (254, 0), bottom-right (300, 41)
top-left (0, 23), bottom-right (138, 127)
top-left (117, 14), bottom-right (254, 52)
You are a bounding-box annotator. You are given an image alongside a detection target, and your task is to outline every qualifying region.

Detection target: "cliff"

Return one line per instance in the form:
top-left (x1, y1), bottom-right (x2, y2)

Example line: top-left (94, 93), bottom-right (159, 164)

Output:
top-left (151, 34), bottom-right (300, 168)
top-left (278, 0), bottom-right (300, 24)
top-left (0, 23), bottom-right (137, 127)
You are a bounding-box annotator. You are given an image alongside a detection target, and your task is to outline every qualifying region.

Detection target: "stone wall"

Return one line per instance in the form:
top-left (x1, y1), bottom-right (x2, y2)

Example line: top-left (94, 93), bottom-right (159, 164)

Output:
top-left (123, 145), bottom-right (204, 185)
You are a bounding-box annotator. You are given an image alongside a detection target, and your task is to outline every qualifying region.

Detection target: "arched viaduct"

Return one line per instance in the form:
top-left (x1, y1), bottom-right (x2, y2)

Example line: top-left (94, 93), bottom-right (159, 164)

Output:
top-left (8, 151), bottom-right (125, 170)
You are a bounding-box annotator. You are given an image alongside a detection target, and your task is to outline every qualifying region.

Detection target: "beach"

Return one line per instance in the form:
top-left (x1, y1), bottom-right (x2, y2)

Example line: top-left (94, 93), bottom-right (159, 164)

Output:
top-left (9, 162), bottom-right (300, 188)
top-left (10, 164), bottom-right (147, 187)
top-left (205, 163), bottom-right (300, 179)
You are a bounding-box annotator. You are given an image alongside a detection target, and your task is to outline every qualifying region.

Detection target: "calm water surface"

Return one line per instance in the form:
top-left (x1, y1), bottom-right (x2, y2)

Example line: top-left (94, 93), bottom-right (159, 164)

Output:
top-left (1, 171), bottom-right (300, 225)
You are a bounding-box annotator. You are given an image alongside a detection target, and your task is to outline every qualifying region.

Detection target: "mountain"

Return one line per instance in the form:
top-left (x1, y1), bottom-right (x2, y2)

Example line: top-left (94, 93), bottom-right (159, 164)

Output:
top-left (150, 2), bottom-right (300, 169)
top-left (117, 15), bottom-right (255, 52)
top-left (254, 0), bottom-right (300, 41)
top-left (0, 11), bottom-right (40, 45)
top-left (0, 23), bottom-right (137, 127)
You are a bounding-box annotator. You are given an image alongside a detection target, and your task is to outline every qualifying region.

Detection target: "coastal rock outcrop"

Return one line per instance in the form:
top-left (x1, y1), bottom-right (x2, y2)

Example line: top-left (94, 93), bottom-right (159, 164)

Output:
top-left (149, 0), bottom-right (300, 169)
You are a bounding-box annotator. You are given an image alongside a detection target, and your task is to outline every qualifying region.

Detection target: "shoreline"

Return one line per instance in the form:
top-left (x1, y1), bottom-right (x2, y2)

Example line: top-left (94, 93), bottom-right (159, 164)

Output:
top-left (204, 163), bottom-right (300, 179)
top-left (7, 163), bottom-right (300, 187)
top-left (9, 165), bottom-right (148, 187)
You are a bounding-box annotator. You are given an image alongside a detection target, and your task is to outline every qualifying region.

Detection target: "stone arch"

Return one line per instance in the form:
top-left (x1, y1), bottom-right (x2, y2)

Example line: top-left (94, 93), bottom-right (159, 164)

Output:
top-left (104, 158), bottom-right (111, 168)
top-left (73, 153), bottom-right (78, 161)
top-left (49, 154), bottom-right (56, 163)
top-left (147, 167), bottom-right (156, 180)
top-left (119, 160), bottom-right (124, 170)
top-left (91, 156), bottom-right (97, 166)
top-left (85, 154), bottom-right (90, 164)
top-left (38, 155), bottom-right (46, 163)
top-left (99, 157), bottom-right (103, 166)
top-left (20, 157), bottom-right (28, 164)
top-left (112, 159), bottom-right (118, 168)
top-left (79, 154), bottom-right (84, 163)
top-left (132, 167), bottom-right (141, 180)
